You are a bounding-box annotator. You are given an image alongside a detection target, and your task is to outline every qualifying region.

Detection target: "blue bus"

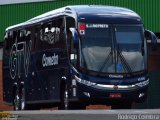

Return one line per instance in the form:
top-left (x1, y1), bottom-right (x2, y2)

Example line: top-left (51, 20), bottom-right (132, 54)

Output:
top-left (3, 5), bottom-right (157, 110)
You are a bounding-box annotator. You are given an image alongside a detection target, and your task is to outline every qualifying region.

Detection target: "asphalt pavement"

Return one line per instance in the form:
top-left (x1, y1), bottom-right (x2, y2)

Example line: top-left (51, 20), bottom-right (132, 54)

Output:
top-left (2, 109), bottom-right (160, 120)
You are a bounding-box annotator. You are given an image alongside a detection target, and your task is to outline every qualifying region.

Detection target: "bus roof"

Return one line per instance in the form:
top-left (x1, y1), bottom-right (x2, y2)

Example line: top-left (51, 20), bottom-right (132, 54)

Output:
top-left (6, 5), bottom-right (142, 31)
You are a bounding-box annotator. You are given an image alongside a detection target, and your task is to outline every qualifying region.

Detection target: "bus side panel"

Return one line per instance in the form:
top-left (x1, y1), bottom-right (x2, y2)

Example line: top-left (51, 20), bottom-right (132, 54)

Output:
top-left (25, 69), bottom-right (62, 102)
top-left (25, 49), bottom-right (69, 102)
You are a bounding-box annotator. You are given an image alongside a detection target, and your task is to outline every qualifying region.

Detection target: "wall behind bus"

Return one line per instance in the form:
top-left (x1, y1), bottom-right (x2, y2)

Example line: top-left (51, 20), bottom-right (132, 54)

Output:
top-left (0, 0), bottom-right (160, 42)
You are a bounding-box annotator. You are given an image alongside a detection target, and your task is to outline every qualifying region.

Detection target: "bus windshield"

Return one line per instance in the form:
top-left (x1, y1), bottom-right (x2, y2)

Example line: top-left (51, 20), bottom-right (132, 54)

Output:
top-left (80, 23), bottom-right (146, 74)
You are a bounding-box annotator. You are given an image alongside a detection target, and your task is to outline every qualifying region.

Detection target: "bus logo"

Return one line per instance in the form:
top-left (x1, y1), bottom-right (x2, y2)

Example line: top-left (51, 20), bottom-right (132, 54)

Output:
top-left (9, 40), bottom-right (32, 79)
top-left (42, 53), bottom-right (58, 67)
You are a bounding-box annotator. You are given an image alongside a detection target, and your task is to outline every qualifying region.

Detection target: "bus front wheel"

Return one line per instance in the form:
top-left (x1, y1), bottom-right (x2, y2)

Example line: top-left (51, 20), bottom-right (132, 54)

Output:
top-left (59, 85), bottom-right (69, 110)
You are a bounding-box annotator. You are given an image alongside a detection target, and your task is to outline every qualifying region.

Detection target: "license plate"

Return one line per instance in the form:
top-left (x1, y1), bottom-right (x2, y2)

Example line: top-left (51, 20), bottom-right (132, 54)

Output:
top-left (109, 93), bottom-right (122, 98)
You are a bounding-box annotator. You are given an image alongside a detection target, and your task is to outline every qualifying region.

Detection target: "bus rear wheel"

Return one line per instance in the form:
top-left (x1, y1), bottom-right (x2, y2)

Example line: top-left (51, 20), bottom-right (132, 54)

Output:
top-left (19, 88), bottom-right (27, 110)
top-left (13, 90), bottom-right (20, 111)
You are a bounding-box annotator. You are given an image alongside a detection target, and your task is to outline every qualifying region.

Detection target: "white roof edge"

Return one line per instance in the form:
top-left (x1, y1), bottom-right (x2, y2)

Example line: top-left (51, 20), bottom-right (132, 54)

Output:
top-left (5, 5), bottom-right (140, 32)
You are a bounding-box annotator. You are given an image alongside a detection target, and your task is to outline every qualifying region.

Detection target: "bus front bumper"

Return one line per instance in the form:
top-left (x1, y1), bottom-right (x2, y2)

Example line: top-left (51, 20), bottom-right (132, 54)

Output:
top-left (75, 76), bottom-right (148, 103)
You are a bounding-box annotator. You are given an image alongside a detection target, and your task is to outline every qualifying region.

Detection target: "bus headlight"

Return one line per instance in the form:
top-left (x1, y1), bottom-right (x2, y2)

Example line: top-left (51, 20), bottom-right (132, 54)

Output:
top-left (75, 76), bottom-right (96, 86)
top-left (139, 93), bottom-right (145, 98)
top-left (136, 79), bottom-right (149, 87)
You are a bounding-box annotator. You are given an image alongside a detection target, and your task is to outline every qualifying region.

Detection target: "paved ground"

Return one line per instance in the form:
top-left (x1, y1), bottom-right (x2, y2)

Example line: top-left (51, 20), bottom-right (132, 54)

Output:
top-left (2, 109), bottom-right (160, 120)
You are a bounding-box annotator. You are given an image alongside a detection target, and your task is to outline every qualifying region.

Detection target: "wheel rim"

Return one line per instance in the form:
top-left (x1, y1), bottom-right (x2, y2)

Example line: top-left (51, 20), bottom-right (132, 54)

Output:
top-left (64, 89), bottom-right (69, 110)
top-left (21, 99), bottom-right (25, 110)
top-left (14, 94), bottom-right (19, 111)
top-left (20, 89), bottom-right (25, 110)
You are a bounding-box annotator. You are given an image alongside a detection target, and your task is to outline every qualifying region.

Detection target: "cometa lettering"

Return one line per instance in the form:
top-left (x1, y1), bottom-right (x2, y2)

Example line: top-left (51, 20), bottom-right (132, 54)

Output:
top-left (42, 53), bottom-right (58, 67)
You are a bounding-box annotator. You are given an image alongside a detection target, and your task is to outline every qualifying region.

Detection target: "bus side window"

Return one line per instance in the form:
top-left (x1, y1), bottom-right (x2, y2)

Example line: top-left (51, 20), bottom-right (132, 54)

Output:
top-left (19, 29), bottom-right (32, 49)
top-left (30, 27), bottom-right (35, 52)
top-left (25, 30), bottom-right (31, 44)
top-left (13, 31), bottom-right (18, 43)
top-left (7, 31), bottom-right (14, 50)
top-left (54, 18), bottom-right (65, 49)
top-left (34, 26), bottom-right (42, 51)
top-left (20, 30), bottom-right (25, 42)
top-left (34, 18), bottom-right (65, 51)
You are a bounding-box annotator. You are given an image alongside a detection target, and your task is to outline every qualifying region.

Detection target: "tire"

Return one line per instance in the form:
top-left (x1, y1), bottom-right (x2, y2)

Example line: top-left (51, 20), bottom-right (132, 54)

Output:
top-left (13, 90), bottom-right (20, 111)
top-left (19, 88), bottom-right (28, 110)
top-left (59, 85), bottom-right (69, 110)
top-left (59, 84), bottom-right (86, 110)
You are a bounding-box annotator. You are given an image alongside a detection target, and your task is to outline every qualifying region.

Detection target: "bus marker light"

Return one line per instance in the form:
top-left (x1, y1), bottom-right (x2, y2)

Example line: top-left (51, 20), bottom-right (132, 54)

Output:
top-left (83, 92), bottom-right (90, 97)
top-left (139, 93), bottom-right (145, 98)
top-left (79, 23), bottom-right (86, 35)
top-left (73, 88), bottom-right (76, 96)
top-left (72, 79), bottom-right (76, 86)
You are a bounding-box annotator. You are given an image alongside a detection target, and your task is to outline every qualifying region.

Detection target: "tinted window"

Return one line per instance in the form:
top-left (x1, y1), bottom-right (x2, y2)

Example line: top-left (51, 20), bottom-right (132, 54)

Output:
top-left (34, 18), bottom-right (65, 51)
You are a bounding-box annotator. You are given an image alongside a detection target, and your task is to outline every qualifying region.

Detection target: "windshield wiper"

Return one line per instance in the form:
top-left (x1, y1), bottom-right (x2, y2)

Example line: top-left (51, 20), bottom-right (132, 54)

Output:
top-left (96, 50), bottom-right (113, 76)
top-left (117, 45), bottom-right (133, 74)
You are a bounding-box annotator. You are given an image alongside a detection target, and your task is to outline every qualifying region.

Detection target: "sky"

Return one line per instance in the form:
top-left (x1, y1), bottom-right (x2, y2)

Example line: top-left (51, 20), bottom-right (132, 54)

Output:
top-left (0, 0), bottom-right (54, 5)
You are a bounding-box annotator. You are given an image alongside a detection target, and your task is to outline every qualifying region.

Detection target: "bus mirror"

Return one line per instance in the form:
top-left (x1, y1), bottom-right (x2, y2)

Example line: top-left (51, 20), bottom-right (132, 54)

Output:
top-left (69, 28), bottom-right (79, 49)
top-left (145, 29), bottom-right (157, 51)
